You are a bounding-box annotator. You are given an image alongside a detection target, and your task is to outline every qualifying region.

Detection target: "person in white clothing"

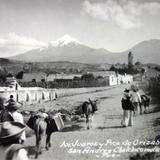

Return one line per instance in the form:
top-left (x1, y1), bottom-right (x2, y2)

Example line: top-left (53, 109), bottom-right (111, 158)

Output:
top-left (11, 112), bottom-right (26, 143)
top-left (6, 102), bottom-right (26, 144)
top-left (130, 85), bottom-right (142, 115)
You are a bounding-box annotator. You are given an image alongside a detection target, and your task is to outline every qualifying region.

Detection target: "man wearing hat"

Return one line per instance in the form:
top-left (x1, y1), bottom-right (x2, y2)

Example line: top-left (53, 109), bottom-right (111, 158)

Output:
top-left (6, 102), bottom-right (26, 144)
top-left (121, 88), bottom-right (134, 127)
top-left (0, 98), bottom-right (14, 122)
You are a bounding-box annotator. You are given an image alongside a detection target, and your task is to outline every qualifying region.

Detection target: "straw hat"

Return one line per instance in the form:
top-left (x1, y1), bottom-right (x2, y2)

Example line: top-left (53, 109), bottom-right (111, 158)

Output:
top-left (0, 122), bottom-right (25, 142)
top-left (5, 101), bottom-right (21, 111)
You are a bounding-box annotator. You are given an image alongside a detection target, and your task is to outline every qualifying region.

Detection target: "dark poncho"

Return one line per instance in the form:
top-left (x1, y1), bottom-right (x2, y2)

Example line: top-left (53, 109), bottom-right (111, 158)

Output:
top-left (121, 97), bottom-right (134, 111)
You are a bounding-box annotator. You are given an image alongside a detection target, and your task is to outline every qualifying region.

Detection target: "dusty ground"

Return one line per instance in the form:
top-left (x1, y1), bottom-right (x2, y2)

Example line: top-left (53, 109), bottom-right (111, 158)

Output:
top-left (1, 84), bottom-right (160, 160)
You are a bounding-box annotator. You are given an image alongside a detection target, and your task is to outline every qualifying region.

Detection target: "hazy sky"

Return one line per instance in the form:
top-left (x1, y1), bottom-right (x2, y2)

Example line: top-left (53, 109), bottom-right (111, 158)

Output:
top-left (0, 0), bottom-right (160, 57)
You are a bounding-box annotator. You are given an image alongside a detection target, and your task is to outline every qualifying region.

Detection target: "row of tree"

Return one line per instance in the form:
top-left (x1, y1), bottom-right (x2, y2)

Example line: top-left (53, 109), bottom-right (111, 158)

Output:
top-left (109, 64), bottom-right (145, 75)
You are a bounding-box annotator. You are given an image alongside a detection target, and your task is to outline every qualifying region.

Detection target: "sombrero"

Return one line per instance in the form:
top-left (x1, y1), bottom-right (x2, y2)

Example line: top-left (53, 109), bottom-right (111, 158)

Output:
top-left (0, 122), bottom-right (25, 143)
top-left (5, 101), bottom-right (22, 111)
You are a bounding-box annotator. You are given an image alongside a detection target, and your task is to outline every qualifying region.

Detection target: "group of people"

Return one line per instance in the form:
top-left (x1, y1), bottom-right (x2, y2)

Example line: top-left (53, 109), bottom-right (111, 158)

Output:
top-left (0, 95), bottom-right (29, 160)
top-left (121, 84), bottom-right (142, 127)
top-left (0, 95), bottom-right (26, 144)
top-left (0, 95), bottom-right (51, 160)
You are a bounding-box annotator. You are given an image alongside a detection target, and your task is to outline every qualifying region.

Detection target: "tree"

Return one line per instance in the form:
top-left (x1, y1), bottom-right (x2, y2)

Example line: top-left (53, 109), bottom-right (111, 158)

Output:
top-left (135, 61), bottom-right (141, 66)
top-left (16, 71), bottom-right (24, 79)
top-left (0, 67), bottom-right (8, 83)
top-left (32, 79), bottom-right (36, 83)
top-left (81, 73), bottom-right (95, 81)
top-left (110, 65), bottom-right (116, 71)
top-left (41, 79), bottom-right (45, 83)
top-left (7, 73), bottom-right (13, 77)
top-left (141, 68), bottom-right (145, 74)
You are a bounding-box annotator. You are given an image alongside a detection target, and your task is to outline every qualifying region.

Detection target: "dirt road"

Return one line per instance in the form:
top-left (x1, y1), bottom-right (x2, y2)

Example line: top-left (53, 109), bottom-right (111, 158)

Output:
top-left (1, 84), bottom-right (160, 160)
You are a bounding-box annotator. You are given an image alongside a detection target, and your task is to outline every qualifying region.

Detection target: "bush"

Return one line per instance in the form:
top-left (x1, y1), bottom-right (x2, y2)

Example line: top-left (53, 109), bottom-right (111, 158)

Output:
top-left (81, 73), bottom-right (95, 81)
top-left (149, 76), bottom-right (160, 99)
top-left (16, 71), bottom-right (24, 79)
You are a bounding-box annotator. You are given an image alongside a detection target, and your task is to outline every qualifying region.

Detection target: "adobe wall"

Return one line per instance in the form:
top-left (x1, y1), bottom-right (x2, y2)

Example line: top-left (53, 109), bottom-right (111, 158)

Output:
top-left (0, 88), bottom-right (57, 104)
top-left (0, 86), bottom-right (114, 104)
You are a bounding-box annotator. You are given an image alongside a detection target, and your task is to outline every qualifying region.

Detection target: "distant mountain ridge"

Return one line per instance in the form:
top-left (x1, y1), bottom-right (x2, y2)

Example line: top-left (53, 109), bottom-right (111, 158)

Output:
top-left (9, 35), bottom-right (160, 64)
top-left (0, 58), bottom-right (110, 75)
top-left (128, 39), bottom-right (160, 64)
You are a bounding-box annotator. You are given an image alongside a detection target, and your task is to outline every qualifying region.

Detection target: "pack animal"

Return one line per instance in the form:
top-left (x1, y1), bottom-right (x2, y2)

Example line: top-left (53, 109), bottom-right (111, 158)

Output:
top-left (81, 99), bottom-right (98, 129)
top-left (140, 95), bottom-right (150, 113)
top-left (27, 113), bottom-right (58, 158)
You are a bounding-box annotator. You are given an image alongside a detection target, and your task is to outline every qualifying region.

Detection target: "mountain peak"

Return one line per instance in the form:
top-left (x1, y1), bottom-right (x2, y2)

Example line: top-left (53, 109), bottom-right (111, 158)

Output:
top-left (49, 34), bottom-right (80, 47)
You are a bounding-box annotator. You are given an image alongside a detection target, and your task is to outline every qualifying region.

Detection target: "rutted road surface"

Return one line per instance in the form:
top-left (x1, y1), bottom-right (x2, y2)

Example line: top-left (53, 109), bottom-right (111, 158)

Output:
top-left (1, 84), bottom-right (160, 160)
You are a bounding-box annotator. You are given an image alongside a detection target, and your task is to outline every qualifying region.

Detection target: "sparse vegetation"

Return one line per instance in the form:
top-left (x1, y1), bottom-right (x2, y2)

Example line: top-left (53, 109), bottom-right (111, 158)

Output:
top-left (109, 64), bottom-right (144, 75)
top-left (0, 67), bottom-right (11, 83)
top-left (154, 66), bottom-right (160, 72)
top-left (149, 76), bottom-right (160, 99)
top-left (131, 76), bottom-right (160, 160)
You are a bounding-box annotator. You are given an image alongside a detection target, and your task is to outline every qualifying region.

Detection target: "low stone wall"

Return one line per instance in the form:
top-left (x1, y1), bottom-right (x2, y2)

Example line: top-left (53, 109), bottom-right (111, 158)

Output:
top-left (0, 87), bottom-right (57, 104)
top-left (0, 86), bottom-right (116, 104)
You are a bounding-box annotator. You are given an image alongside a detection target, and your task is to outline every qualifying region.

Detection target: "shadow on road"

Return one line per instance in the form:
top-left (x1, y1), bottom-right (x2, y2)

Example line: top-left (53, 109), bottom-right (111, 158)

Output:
top-left (97, 126), bottom-right (122, 131)
top-left (98, 96), bottom-right (111, 100)
top-left (104, 115), bottom-right (122, 120)
top-left (25, 146), bottom-right (36, 157)
top-left (153, 117), bottom-right (160, 127)
top-left (146, 106), bottom-right (160, 114)
top-left (26, 145), bottom-right (50, 158)
top-left (61, 124), bottom-right (83, 132)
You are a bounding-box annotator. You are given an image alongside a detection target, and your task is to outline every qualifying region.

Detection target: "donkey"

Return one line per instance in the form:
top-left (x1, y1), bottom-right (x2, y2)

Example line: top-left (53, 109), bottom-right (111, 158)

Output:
top-left (81, 98), bottom-right (98, 130)
top-left (27, 112), bottom-right (58, 158)
top-left (140, 95), bottom-right (150, 113)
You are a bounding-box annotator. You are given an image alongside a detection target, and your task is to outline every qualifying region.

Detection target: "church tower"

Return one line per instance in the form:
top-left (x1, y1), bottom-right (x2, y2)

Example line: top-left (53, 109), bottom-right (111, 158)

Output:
top-left (128, 51), bottom-right (133, 69)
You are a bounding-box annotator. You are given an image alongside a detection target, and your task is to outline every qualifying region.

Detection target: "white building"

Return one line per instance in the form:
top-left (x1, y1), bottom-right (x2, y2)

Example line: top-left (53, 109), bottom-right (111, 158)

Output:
top-left (117, 74), bottom-right (133, 84)
top-left (88, 71), bottom-right (133, 86)
top-left (107, 75), bottom-right (118, 86)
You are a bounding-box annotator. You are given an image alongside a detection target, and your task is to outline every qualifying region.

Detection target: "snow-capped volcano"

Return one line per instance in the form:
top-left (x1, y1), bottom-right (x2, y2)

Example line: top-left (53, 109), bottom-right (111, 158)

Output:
top-left (7, 36), bottom-right (160, 64)
top-left (10, 34), bottom-right (112, 63)
top-left (49, 35), bottom-right (80, 47)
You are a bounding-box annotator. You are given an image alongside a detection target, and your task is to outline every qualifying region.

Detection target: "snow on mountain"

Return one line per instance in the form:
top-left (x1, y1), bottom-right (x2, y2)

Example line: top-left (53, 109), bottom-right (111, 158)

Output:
top-left (9, 34), bottom-right (111, 63)
top-left (9, 34), bottom-right (160, 64)
top-left (49, 35), bottom-right (81, 47)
